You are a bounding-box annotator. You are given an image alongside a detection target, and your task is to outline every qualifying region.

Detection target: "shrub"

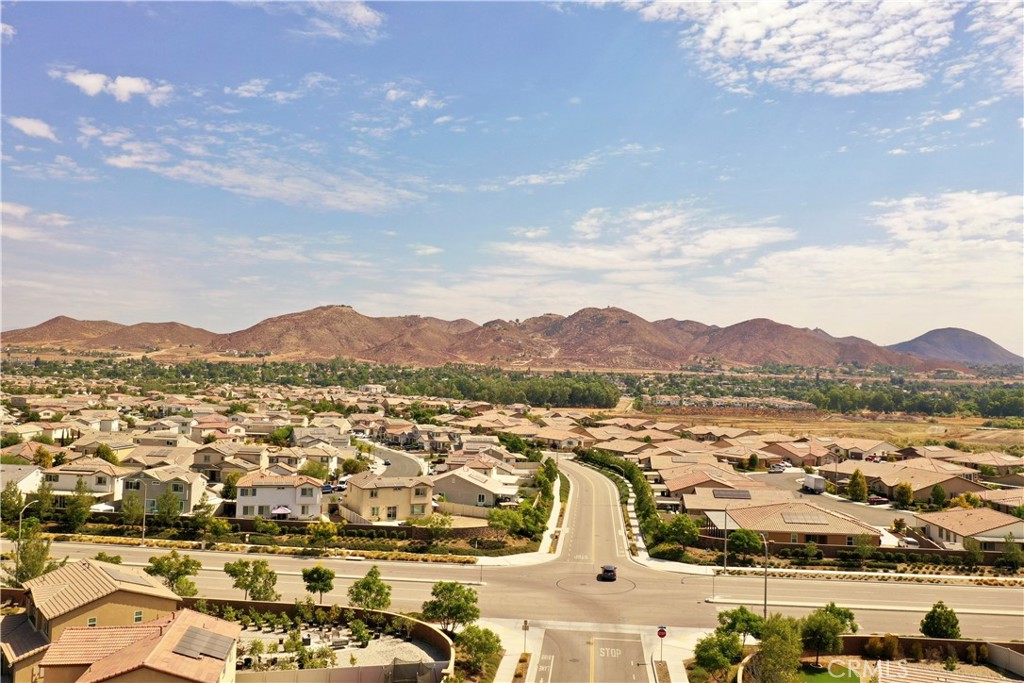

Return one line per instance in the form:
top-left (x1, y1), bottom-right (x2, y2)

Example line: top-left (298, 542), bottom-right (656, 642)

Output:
top-left (909, 642), bottom-right (924, 662)
top-left (864, 637), bottom-right (884, 659)
top-left (648, 542), bottom-right (690, 562)
top-left (965, 644), bottom-right (977, 665)
top-left (882, 634), bottom-right (900, 661)
top-left (979, 644), bottom-right (989, 662)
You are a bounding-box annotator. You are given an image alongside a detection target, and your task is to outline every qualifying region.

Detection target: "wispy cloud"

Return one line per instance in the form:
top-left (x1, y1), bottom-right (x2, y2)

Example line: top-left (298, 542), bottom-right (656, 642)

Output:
top-left (505, 143), bottom-right (660, 187)
top-left (5, 116), bottom-right (60, 142)
top-left (509, 227), bottom-right (550, 239)
top-left (224, 72), bottom-right (339, 103)
top-left (48, 67), bottom-right (174, 106)
top-left (632, 2), bottom-right (960, 96)
top-left (0, 202), bottom-right (90, 251)
top-left (252, 2), bottom-right (386, 43)
top-left (5, 155), bottom-right (98, 182)
top-left (410, 243), bottom-right (443, 256)
top-left (1, 22), bottom-right (15, 43)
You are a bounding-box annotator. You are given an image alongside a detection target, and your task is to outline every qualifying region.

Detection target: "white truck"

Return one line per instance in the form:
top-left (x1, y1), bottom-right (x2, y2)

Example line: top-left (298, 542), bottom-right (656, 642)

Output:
top-left (802, 473), bottom-right (827, 494)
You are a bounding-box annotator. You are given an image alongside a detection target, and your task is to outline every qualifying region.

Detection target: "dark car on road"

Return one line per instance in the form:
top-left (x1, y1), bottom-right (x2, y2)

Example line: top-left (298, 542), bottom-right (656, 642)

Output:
top-left (597, 565), bottom-right (617, 582)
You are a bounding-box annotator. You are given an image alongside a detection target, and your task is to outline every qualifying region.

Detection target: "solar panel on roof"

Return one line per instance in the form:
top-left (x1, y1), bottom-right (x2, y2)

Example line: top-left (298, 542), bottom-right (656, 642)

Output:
top-left (99, 564), bottom-right (157, 588)
top-left (781, 511), bottom-right (829, 525)
top-left (712, 489), bottom-right (752, 499)
top-left (172, 626), bottom-right (234, 661)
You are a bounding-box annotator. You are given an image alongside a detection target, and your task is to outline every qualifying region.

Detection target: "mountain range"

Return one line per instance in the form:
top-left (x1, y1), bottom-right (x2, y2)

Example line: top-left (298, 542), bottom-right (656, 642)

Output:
top-left (3, 305), bottom-right (1021, 371)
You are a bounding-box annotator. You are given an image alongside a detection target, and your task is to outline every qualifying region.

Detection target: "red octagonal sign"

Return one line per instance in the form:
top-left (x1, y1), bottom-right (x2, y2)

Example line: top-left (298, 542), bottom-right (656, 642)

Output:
top-left (657, 627), bottom-right (667, 639)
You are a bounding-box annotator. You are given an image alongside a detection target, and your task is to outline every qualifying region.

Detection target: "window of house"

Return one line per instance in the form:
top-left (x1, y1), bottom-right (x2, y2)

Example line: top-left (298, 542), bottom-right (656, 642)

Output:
top-left (125, 480), bottom-right (141, 490)
top-left (371, 506), bottom-right (380, 517)
top-left (411, 504), bottom-right (425, 515)
top-left (134, 610), bottom-right (143, 623)
top-left (45, 474), bottom-right (59, 482)
top-left (370, 490), bottom-right (378, 498)
top-left (203, 455), bottom-right (211, 463)
top-left (87, 617), bottom-right (97, 628)
top-left (300, 488), bottom-right (313, 497)
top-left (301, 505), bottom-right (309, 516)
top-left (846, 537), bottom-right (854, 546)
top-left (790, 534), bottom-right (798, 543)
top-left (95, 476), bottom-right (107, 486)
top-left (242, 506), bottom-right (254, 516)
top-left (178, 500), bottom-right (185, 512)
top-left (414, 487), bottom-right (426, 497)
top-left (172, 483), bottom-right (184, 493)
top-left (257, 506), bottom-right (269, 516)
top-left (477, 494), bottom-right (486, 504)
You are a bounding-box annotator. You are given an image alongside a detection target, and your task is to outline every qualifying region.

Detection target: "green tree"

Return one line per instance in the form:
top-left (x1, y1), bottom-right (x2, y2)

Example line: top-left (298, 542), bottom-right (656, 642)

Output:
top-left (1, 432), bottom-right (23, 447)
top-left (999, 533), bottom-right (1023, 571)
top-left (253, 516), bottom-right (281, 536)
top-left (93, 551), bottom-right (122, 564)
top-left (1, 480), bottom-right (25, 525)
top-left (347, 564), bottom-right (391, 612)
top-left (487, 508), bottom-right (523, 539)
top-left (153, 488), bottom-right (182, 527)
top-left (963, 537), bottom-right (984, 567)
top-left (268, 425), bottom-right (294, 447)
top-left (425, 512), bottom-right (453, 543)
top-left (422, 581), bottom-right (481, 636)
top-left (822, 602), bottom-right (858, 633)
top-left (341, 458), bottom-right (369, 475)
top-left (456, 625), bottom-right (502, 673)
top-left (749, 614), bottom-right (802, 683)
top-left (302, 565), bottom-right (336, 603)
top-left (747, 453), bottom-right (759, 471)
top-left (930, 484), bottom-right (947, 507)
top-left (35, 480), bottom-right (55, 521)
top-left (2, 520), bottom-right (65, 587)
top-left (63, 477), bottom-right (93, 532)
top-left (801, 610), bottom-right (845, 666)
top-left (94, 443), bottom-right (119, 465)
top-left (307, 519), bottom-right (338, 554)
top-left (1010, 505), bottom-right (1024, 520)
top-left (145, 550), bottom-right (201, 596)
top-left (121, 491), bottom-right (144, 529)
top-left (893, 482), bottom-right (915, 509)
top-left (661, 513), bottom-right (699, 548)
top-left (298, 460), bottom-right (329, 481)
top-left (221, 472), bottom-right (242, 500)
top-left (847, 469), bottom-right (868, 502)
top-left (727, 529), bottom-right (762, 558)
top-left (694, 631), bottom-right (742, 683)
top-left (33, 445), bottom-right (54, 468)
top-left (717, 605), bottom-right (764, 648)
top-left (920, 601), bottom-right (961, 639)
top-left (224, 559), bottom-right (280, 601)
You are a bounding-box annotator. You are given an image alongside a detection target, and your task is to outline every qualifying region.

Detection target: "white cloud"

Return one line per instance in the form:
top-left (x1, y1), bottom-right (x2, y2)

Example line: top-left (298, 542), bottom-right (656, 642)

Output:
top-left (410, 243), bottom-right (443, 256)
top-left (1, 22), bottom-right (15, 43)
top-left (433, 115), bottom-right (454, 125)
top-left (568, 96), bottom-right (582, 105)
top-left (263, 1), bottom-right (386, 43)
top-left (49, 68), bottom-right (174, 106)
top-left (6, 117), bottom-right (60, 142)
top-left (509, 227), bottom-right (550, 239)
top-left (381, 83), bottom-right (448, 110)
top-left (887, 148), bottom-right (909, 155)
top-left (225, 78), bottom-right (269, 98)
top-left (224, 73), bottom-right (338, 103)
top-left (506, 143), bottom-right (660, 187)
top-left (0, 202), bottom-right (87, 251)
top-left (5, 154), bottom-right (98, 182)
top-left (631, 1), bottom-right (961, 96)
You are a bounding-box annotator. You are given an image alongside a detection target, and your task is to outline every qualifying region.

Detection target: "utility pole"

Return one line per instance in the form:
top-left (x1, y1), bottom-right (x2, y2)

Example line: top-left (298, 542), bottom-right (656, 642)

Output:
top-left (140, 480), bottom-right (149, 546)
top-left (722, 504), bottom-right (730, 573)
top-left (759, 533), bottom-right (770, 619)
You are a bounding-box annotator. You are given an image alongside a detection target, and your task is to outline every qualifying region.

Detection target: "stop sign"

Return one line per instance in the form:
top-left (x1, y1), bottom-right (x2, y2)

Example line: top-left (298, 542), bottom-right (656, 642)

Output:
top-left (657, 626), bottom-right (667, 638)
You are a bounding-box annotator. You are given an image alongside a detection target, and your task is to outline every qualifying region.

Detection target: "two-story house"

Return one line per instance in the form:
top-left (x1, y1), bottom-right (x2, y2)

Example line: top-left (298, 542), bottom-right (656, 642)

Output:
top-left (124, 465), bottom-right (208, 515)
top-left (432, 466), bottom-right (519, 508)
top-left (234, 473), bottom-right (323, 520)
top-left (0, 559), bottom-right (180, 683)
top-left (343, 472), bottom-right (433, 522)
top-left (42, 457), bottom-right (133, 508)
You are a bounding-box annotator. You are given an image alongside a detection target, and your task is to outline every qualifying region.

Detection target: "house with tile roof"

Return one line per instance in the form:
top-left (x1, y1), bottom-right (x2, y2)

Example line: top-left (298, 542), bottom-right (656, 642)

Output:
top-left (41, 457), bottom-right (134, 508)
top-left (234, 472), bottom-right (323, 520)
top-left (123, 465), bottom-right (208, 516)
top-left (343, 471), bottom-right (434, 522)
top-left (706, 501), bottom-right (882, 547)
top-left (915, 507), bottom-right (1024, 551)
top-left (39, 609), bottom-right (241, 683)
top-left (0, 559), bottom-right (180, 683)
top-left (432, 466), bottom-right (519, 508)
top-left (977, 487), bottom-right (1024, 515)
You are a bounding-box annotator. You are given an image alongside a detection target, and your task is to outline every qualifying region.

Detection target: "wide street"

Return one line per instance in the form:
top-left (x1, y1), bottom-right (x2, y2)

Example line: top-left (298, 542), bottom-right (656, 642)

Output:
top-left (23, 458), bottom-right (1024, 682)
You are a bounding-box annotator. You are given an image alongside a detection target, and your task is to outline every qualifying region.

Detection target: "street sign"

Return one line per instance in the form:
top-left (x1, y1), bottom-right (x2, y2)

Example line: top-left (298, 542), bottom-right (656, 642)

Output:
top-left (657, 626), bottom-right (667, 639)
top-left (522, 620), bottom-right (529, 631)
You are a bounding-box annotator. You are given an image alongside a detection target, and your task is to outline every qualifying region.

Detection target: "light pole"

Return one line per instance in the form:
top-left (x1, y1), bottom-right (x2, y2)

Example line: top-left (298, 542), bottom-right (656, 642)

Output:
top-left (759, 533), bottom-right (770, 619)
top-left (139, 480), bottom-right (149, 546)
top-left (722, 504), bottom-right (730, 573)
top-left (16, 500), bottom-right (40, 576)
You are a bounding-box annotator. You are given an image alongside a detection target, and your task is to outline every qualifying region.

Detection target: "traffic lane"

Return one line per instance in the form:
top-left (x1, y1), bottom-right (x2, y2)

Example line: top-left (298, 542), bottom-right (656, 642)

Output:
top-left (558, 461), bottom-right (629, 568)
top-left (536, 630), bottom-right (648, 683)
top-left (372, 445), bottom-right (424, 477)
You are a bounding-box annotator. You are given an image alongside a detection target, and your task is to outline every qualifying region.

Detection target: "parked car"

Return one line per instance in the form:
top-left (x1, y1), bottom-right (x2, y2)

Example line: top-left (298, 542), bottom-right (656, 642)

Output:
top-left (321, 484), bottom-right (334, 494)
top-left (867, 495), bottom-right (889, 505)
top-left (769, 464), bottom-right (787, 473)
top-left (383, 459), bottom-right (392, 466)
top-left (597, 565), bottom-right (617, 582)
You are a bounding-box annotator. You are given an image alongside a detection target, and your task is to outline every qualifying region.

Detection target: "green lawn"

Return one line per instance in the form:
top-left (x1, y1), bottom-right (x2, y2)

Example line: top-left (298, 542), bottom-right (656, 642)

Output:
top-left (800, 663), bottom-right (860, 682)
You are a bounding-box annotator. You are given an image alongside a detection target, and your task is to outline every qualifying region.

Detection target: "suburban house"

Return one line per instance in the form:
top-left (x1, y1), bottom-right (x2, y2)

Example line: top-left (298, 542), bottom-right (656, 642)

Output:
top-left (0, 559), bottom-right (181, 683)
top-left (119, 445), bottom-right (197, 470)
top-left (978, 488), bottom-right (1024, 515)
top-left (124, 465), bottom-right (208, 515)
top-left (42, 458), bottom-right (133, 508)
top-left (343, 471), bottom-right (434, 522)
top-left (826, 438), bottom-right (898, 461)
top-left (915, 507), bottom-right (1024, 551)
top-left (0, 441), bottom-right (73, 466)
top-left (875, 469), bottom-right (989, 502)
top-left (761, 441), bottom-right (836, 468)
top-left (940, 451), bottom-right (1023, 477)
top-left (234, 473), bottom-right (323, 520)
top-left (0, 464), bottom-right (43, 495)
top-left (705, 501), bottom-right (883, 547)
top-left (38, 609), bottom-right (241, 683)
top-left (681, 487), bottom-right (796, 518)
top-left (432, 466), bottom-right (519, 508)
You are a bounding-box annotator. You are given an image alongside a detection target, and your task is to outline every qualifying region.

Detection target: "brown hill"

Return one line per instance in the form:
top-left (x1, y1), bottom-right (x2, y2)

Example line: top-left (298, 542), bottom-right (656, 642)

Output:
top-left (653, 318), bottom-right (716, 348)
top-left (533, 307), bottom-right (685, 369)
top-left (82, 322), bottom-right (217, 350)
top-left (1, 316), bottom-right (124, 346)
top-left (888, 328), bottom-right (1023, 365)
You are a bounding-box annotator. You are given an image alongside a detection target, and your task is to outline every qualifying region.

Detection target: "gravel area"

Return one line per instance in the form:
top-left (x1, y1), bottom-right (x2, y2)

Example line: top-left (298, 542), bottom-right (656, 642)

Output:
top-left (238, 627), bottom-right (446, 667)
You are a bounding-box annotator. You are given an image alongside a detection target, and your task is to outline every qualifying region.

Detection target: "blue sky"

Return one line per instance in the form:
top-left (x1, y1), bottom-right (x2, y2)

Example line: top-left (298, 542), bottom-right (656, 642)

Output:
top-left (2, 1), bottom-right (1022, 354)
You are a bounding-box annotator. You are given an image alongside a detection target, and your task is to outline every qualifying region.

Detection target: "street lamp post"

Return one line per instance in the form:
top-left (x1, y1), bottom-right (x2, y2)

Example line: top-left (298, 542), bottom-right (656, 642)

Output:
top-left (722, 504), bottom-right (730, 573)
top-left (139, 481), bottom-right (149, 546)
top-left (759, 533), bottom-right (770, 619)
top-left (16, 500), bottom-right (40, 576)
